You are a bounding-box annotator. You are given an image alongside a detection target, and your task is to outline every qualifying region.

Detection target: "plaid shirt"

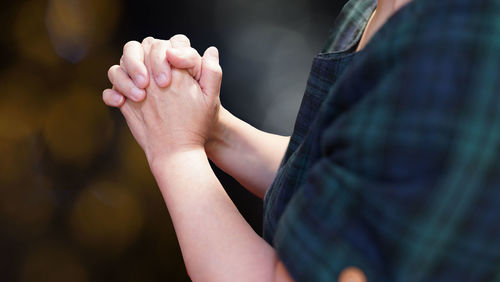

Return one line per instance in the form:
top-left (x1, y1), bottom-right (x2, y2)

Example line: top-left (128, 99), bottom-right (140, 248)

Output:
top-left (263, 0), bottom-right (500, 281)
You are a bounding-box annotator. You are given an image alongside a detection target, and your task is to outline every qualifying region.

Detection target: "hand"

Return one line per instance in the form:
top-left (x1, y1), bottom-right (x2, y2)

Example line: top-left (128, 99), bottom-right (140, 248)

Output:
top-left (117, 40), bottom-right (223, 165)
top-left (103, 35), bottom-right (204, 107)
top-left (103, 36), bottom-right (224, 159)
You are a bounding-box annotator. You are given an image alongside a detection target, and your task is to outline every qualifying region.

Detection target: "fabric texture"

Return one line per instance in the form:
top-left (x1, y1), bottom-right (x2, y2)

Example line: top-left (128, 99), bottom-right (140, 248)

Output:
top-left (263, 0), bottom-right (500, 281)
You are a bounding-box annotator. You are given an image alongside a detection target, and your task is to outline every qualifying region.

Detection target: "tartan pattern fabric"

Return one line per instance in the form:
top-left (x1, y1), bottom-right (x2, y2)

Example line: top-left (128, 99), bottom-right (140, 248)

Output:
top-left (262, 0), bottom-right (500, 281)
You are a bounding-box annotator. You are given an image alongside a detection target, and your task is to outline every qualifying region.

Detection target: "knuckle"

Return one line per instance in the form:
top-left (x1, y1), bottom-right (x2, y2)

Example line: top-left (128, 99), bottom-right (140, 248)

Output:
top-left (122, 57), bottom-right (141, 74)
top-left (175, 47), bottom-right (197, 60)
top-left (171, 34), bottom-right (190, 44)
top-left (215, 67), bottom-right (223, 77)
top-left (142, 36), bottom-right (155, 45)
top-left (123, 40), bottom-right (139, 52)
top-left (206, 63), bottom-right (222, 76)
top-left (188, 47), bottom-right (200, 58)
top-left (121, 53), bottom-right (134, 66)
top-left (151, 40), bottom-right (162, 49)
top-left (159, 39), bottom-right (171, 45)
top-left (150, 41), bottom-right (165, 59)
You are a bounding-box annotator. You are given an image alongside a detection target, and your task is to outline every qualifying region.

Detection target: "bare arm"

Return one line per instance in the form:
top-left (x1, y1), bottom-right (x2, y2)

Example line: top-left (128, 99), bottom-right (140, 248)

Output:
top-left (206, 107), bottom-right (289, 198)
top-left (111, 40), bottom-right (294, 281)
top-left (105, 36), bottom-right (290, 198)
top-left (151, 149), bottom-right (293, 281)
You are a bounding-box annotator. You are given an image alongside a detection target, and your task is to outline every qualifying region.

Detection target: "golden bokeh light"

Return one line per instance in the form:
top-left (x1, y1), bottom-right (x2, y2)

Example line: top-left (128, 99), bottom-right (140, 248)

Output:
top-left (13, 0), bottom-right (61, 66)
top-left (75, 48), bottom-right (119, 88)
top-left (20, 242), bottom-right (88, 282)
top-left (0, 138), bottom-right (34, 186)
top-left (119, 127), bottom-right (158, 194)
top-left (70, 181), bottom-right (144, 254)
top-left (0, 68), bottom-right (47, 142)
top-left (45, 0), bottom-right (121, 62)
top-left (0, 178), bottom-right (54, 238)
top-left (0, 96), bottom-right (41, 142)
top-left (42, 85), bottom-right (114, 166)
top-left (1, 0), bottom-right (226, 279)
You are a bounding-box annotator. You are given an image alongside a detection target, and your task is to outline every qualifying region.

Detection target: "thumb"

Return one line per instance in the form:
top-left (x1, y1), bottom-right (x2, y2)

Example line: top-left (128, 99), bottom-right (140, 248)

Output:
top-left (166, 47), bottom-right (203, 81)
top-left (199, 47), bottom-right (222, 97)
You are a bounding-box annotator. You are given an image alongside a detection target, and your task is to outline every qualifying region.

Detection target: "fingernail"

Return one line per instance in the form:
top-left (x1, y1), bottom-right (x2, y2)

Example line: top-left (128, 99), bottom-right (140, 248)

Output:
top-left (207, 47), bottom-right (219, 59)
top-left (131, 87), bottom-right (144, 101)
top-left (156, 73), bottom-right (168, 86)
top-left (135, 75), bottom-right (146, 86)
top-left (113, 92), bottom-right (124, 105)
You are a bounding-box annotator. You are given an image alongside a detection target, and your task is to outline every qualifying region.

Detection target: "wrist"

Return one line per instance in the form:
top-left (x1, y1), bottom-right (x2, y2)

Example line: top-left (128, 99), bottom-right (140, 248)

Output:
top-left (205, 106), bottom-right (233, 160)
top-left (148, 145), bottom-right (206, 174)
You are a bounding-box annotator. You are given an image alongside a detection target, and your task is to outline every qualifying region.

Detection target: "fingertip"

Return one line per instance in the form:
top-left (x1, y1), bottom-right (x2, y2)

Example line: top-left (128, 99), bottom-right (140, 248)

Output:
top-left (103, 89), bottom-right (125, 107)
top-left (152, 58), bottom-right (172, 87)
top-left (116, 96), bottom-right (125, 107)
top-left (205, 46), bottom-right (219, 58)
top-left (134, 74), bottom-right (148, 88)
top-left (130, 87), bottom-right (146, 102)
top-left (170, 34), bottom-right (190, 48)
top-left (155, 72), bottom-right (170, 87)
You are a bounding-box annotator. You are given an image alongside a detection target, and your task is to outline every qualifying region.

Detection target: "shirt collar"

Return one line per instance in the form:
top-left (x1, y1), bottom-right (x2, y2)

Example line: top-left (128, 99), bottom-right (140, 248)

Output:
top-left (322, 0), bottom-right (377, 53)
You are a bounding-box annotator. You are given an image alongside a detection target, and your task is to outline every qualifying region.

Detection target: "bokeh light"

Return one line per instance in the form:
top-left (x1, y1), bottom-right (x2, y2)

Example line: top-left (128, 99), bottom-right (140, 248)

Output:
top-left (46, 0), bottom-right (121, 63)
top-left (0, 177), bottom-right (54, 239)
top-left (70, 181), bottom-right (144, 254)
top-left (0, 137), bottom-right (34, 186)
top-left (118, 128), bottom-right (158, 196)
top-left (20, 242), bottom-right (88, 282)
top-left (0, 67), bottom-right (47, 142)
top-left (1, 0), bottom-right (345, 280)
top-left (42, 86), bottom-right (114, 166)
top-left (14, 0), bottom-right (61, 66)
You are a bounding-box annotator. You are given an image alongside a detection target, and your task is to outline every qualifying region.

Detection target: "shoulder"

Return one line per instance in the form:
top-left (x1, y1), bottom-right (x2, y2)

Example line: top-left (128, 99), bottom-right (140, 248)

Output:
top-left (317, 0), bottom-right (500, 156)
top-left (334, 0), bottom-right (500, 94)
top-left (367, 0), bottom-right (500, 57)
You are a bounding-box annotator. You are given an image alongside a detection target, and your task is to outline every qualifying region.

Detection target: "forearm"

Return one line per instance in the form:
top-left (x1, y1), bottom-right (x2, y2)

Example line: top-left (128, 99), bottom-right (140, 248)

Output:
top-left (150, 149), bottom-right (280, 281)
top-left (206, 107), bottom-right (290, 198)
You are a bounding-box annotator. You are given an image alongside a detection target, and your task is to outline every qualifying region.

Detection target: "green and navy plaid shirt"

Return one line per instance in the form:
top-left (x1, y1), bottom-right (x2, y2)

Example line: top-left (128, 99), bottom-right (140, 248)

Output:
top-left (263, 0), bottom-right (500, 281)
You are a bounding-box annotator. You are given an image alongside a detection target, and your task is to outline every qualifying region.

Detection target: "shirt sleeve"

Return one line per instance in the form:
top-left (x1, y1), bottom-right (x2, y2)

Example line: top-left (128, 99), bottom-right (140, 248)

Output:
top-left (272, 1), bottom-right (500, 281)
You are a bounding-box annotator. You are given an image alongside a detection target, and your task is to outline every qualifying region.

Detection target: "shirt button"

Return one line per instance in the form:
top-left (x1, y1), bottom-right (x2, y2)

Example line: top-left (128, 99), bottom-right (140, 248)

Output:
top-left (338, 267), bottom-right (367, 282)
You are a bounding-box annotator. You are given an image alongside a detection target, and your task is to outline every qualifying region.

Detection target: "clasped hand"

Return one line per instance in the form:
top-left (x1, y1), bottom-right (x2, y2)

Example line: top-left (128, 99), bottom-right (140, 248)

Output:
top-left (103, 35), bottom-right (223, 165)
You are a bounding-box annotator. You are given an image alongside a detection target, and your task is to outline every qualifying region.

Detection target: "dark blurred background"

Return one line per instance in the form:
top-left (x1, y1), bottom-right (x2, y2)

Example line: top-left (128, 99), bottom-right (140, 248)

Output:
top-left (0, 0), bottom-right (346, 281)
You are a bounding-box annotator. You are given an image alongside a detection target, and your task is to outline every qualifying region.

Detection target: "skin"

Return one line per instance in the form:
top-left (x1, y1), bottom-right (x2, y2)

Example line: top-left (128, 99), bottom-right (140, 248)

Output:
top-left (104, 35), bottom-right (289, 198)
top-left (357, 0), bottom-right (413, 51)
top-left (102, 1), bottom-right (412, 280)
top-left (105, 37), bottom-right (293, 281)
